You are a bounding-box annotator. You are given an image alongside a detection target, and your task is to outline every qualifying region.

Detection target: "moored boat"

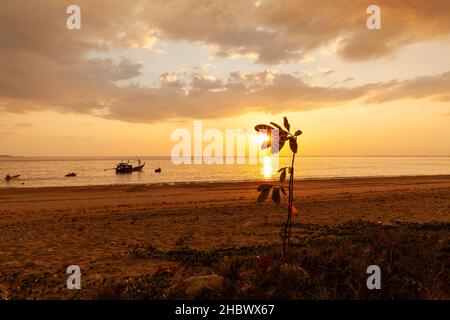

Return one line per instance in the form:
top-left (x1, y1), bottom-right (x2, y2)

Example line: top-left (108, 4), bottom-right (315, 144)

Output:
top-left (115, 160), bottom-right (145, 174)
top-left (5, 174), bottom-right (20, 181)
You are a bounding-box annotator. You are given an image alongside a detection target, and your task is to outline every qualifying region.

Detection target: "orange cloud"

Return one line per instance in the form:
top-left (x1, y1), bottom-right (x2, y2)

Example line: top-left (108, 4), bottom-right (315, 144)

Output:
top-left (144, 0), bottom-right (450, 63)
top-left (0, 0), bottom-right (449, 124)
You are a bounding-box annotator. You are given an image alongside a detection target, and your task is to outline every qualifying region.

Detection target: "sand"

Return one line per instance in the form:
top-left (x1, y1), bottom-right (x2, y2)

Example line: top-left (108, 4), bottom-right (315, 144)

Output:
top-left (0, 175), bottom-right (449, 298)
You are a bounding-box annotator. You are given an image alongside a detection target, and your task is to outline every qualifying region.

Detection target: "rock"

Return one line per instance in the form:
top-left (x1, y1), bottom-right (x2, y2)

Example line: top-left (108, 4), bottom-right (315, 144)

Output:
top-left (0, 285), bottom-right (8, 300)
top-left (183, 274), bottom-right (224, 298)
top-left (242, 219), bottom-right (260, 227)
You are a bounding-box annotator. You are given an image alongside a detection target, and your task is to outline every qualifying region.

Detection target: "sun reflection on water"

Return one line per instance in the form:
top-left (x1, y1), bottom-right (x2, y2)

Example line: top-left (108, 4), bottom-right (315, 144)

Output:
top-left (262, 156), bottom-right (273, 179)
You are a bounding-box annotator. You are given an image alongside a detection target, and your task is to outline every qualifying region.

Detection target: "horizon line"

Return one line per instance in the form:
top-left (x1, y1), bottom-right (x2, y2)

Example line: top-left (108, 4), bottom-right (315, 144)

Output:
top-left (2, 155), bottom-right (450, 158)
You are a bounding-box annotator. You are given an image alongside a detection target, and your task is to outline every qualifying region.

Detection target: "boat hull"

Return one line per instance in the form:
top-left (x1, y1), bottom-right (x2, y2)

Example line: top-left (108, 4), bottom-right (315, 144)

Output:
top-left (132, 163), bottom-right (145, 172)
top-left (116, 163), bottom-right (145, 174)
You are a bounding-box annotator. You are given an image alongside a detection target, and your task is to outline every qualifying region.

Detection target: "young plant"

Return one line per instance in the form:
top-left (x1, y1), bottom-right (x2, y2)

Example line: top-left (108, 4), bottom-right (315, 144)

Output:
top-left (255, 117), bottom-right (302, 259)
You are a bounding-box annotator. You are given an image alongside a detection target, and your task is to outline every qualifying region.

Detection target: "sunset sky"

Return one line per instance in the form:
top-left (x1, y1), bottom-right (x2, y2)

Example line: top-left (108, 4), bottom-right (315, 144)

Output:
top-left (0, 0), bottom-right (449, 156)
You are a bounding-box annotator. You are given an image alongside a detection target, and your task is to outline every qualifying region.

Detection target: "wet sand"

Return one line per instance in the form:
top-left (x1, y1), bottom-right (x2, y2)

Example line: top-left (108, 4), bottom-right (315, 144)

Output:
top-left (0, 175), bottom-right (449, 298)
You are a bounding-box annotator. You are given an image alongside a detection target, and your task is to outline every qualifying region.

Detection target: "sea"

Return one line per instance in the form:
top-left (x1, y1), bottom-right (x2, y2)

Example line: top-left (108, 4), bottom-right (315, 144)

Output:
top-left (1, 156), bottom-right (450, 188)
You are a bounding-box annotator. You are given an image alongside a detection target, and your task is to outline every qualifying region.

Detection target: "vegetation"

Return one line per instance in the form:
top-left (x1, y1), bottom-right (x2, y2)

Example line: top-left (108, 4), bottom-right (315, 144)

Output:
top-left (111, 221), bottom-right (450, 300)
top-left (255, 117), bottom-right (302, 258)
top-left (4, 221), bottom-right (448, 299)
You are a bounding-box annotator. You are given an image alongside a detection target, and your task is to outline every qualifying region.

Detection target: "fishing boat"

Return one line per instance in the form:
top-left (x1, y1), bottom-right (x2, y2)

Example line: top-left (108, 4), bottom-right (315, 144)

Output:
top-left (5, 174), bottom-right (20, 181)
top-left (115, 160), bottom-right (145, 174)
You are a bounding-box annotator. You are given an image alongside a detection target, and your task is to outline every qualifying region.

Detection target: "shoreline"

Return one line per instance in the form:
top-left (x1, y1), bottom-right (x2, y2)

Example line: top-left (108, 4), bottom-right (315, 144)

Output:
top-left (2, 173), bottom-right (450, 191)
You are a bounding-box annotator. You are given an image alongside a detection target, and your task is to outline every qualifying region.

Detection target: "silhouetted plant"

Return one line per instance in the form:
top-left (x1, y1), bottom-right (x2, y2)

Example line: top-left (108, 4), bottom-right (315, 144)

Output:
top-left (255, 117), bottom-right (302, 259)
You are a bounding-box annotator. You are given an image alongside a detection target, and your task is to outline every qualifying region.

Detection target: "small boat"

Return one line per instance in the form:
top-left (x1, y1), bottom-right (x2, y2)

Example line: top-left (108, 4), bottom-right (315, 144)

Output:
top-left (5, 174), bottom-right (20, 181)
top-left (65, 172), bottom-right (77, 177)
top-left (155, 168), bottom-right (161, 173)
top-left (115, 160), bottom-right (145, 174)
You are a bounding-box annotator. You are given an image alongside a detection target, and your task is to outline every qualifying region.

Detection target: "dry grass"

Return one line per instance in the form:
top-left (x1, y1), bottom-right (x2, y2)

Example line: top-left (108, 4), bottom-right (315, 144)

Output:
top-left (2, 221), bottom-right (448, 300)
top-left (97, 221), bottom-right (449, 300)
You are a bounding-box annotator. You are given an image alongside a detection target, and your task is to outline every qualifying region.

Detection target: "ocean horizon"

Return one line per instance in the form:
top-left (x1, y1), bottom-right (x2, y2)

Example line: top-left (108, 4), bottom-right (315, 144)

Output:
top-left (1, 156), bottom-right (450, 188)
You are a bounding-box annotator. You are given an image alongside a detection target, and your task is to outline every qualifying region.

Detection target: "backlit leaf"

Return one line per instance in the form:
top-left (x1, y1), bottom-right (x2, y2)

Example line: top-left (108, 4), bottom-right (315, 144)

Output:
top-left (270, 122), bottom-right (284, 132)
top-left (294, 130), bottom-right (302, 136)
top-left (258, 188), bottom-right (270, 202)
top-left (270, 139), bottom-right (285, 154)
top-left (271, 187), bottom-right (281, 206)
top-left (255, 124), bottom-right (273, 134)
top-left (270, 122), bottom-right (289, 138)
top-left (289, 137), bottom-right (298, 153)
top-left (283, 117), bottom-right (290, 132)
top-left (269, 128), bottom-right (288, 154)
top-left (279, 170), bottom-right (286, 183)
top-left (257, 184), bottom-right (273, 191)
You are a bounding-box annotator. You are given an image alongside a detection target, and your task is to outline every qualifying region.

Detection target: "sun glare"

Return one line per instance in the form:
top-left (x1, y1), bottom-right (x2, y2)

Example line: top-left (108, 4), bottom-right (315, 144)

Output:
top-left (257, 134), bottom-right (270, 145)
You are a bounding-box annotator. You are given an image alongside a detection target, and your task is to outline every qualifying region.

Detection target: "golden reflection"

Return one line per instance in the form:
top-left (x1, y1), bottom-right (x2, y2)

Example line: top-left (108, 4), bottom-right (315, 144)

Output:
top-left (262, 156), bottom-right (273, 179)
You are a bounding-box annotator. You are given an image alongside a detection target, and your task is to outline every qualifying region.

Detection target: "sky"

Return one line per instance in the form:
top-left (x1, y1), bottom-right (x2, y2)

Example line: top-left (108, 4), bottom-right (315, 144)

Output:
top-left (0, 0), bottom-right (449, 156)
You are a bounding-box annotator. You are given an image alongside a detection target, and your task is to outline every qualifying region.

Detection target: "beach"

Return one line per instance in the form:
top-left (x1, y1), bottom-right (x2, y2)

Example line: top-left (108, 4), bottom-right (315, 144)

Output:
top-left (1, 175), bottom-right (449, 299)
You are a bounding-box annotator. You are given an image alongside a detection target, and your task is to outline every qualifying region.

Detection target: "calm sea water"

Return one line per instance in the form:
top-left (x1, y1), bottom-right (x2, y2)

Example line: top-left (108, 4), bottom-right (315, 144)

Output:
top-left (1, 156), bottom-right (449, 188)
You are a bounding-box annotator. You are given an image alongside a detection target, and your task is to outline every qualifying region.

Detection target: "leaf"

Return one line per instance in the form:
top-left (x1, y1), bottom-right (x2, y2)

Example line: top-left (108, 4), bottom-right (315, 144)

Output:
top-left (277, 167), bottom-right (287, 173)
top-left (271, 187), bottom-right (281, 206)
top-left (255, 124), bottom-right (273, 134)
top-left (270, 122), bottom-right (289, 138)
top-left (280, 186), bottom-right (287, 196)
top-left (279, 130), bottom-right (289, 142)
top-left (289, 137), bottom-right (298, 153)
top-left (257, 184), bottom-right (273, 191)
top-left (258, 188), bottom-right (270, 202)
top-left (279, 169), bottom-right (286, 183)
top-left (270, 139), bottom-right (285, 154)
top-left (269, 128), bottom-right (288, 154)
top-left (294, 130), bottom-right (302, 136)
top-left (269, 122), bottom-right (284, 132)
top-left (283, 117), bottom-right (290, 132)
top-left (261, 140), bottom-right (271, 149)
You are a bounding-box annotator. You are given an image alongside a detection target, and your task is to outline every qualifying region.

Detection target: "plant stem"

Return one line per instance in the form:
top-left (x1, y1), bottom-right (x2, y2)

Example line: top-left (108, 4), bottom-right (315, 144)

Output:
top-left (287, 149), bottom-right (296, 247)
top-left (287, 148), bottom-right (296, 250)
top-left (283, 142), bottom-right (296, 259)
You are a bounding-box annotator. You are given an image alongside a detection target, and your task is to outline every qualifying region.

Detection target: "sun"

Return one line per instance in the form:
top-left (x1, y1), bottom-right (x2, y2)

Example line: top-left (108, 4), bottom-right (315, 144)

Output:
top-left (257, 134), bottom-right (270, 145)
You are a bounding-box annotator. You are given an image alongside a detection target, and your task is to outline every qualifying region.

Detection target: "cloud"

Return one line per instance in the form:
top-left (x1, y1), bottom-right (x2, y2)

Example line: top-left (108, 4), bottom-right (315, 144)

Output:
top-left (143, 0), bottom-right (450, 64)
top-left (0, 132), bottom-right (16, 136)
top-left (0, 0), bottom-right (149, 113)
top-left (317, 68), bottom-right (334, 75)
top-left (106, 71), bottom-right (374, 122)
top-left (105, 70), bottom-right (450, 123)
top-left (16, 122), bottom-right (34, 128)
top-left (365, 72), bottom-right (450, 104)
top-left (0, 0), bottom-right (449, 125)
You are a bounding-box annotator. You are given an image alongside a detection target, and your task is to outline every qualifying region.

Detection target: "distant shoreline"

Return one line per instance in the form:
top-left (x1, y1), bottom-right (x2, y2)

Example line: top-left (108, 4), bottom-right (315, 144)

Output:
top-left (2, 174), bottom-right (450, 191)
